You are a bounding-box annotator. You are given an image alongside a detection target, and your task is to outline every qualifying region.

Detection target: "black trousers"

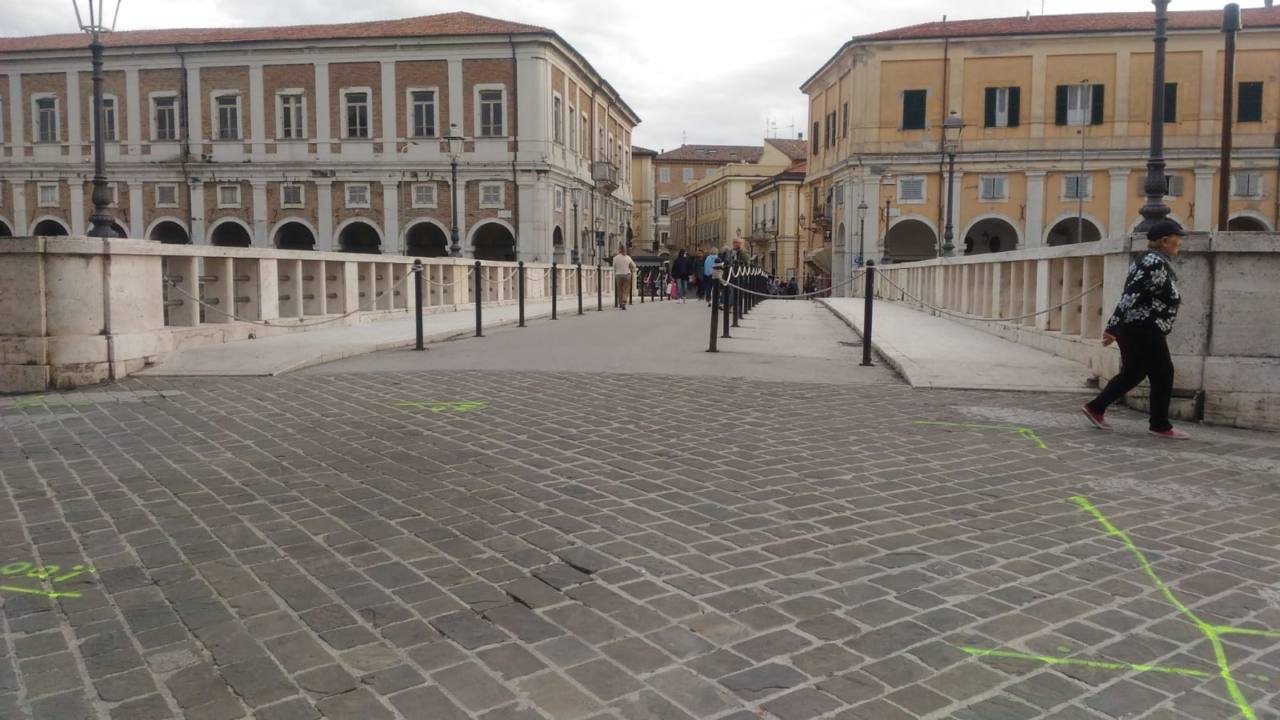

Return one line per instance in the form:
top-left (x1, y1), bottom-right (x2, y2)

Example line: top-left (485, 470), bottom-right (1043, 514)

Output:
top-left (1086, 326), bottom-right (1174, 432)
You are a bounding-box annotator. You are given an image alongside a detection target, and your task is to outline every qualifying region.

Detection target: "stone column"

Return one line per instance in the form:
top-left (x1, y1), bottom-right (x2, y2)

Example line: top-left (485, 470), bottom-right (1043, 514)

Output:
top-left (316, 179), bottom-right (334, 251)
top-left (381, 181), bottom-right (399, 255)
top-left (1193, 168), bottom-right (1215, 231)
top-left (1024, 171), bottom-right (1047, 248)
top-left (1108, 168), bottom-right (1131, 240)
top-left (250, 180), bottom-right (268, 247)
top-left (125, 67), bottom-right (142, 156)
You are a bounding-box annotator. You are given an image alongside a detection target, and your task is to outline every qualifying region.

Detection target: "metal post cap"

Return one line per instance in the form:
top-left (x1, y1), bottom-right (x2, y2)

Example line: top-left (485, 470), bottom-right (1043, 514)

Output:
top-left (1223, 3), bottom-right (1242, 32)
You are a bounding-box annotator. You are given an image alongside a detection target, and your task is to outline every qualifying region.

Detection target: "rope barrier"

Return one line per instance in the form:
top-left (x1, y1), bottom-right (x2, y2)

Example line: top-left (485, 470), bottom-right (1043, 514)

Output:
top-left (874, 272), bottom-right (1104, 323)
top-left (721, 269), bottom-right (867, 300)
top-left (165, 270), bottom-right (413, 328)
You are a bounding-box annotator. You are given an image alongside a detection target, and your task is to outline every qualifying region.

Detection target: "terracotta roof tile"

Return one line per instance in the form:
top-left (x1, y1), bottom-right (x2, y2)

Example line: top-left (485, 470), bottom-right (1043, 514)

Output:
top-left (655, 144), bottom-right (764, 164)
top-left (631, 145), bottom-right (658, 156)
top-left (859, 6), bottom-right (1280, 42)
top-left (0, 12), bottom-right (548, 53)
top-left (765, 138), bottom-right (809, 162)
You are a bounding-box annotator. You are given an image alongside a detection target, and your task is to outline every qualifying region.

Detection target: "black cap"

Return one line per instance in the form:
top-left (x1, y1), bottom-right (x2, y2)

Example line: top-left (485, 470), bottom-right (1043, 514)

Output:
top-left (1146, 219), bottom-right (1187, 242)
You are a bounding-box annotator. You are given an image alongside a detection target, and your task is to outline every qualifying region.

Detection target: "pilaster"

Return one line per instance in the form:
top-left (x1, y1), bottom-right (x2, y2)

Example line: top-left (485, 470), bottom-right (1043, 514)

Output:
top-left (69, 183), bottom-right (85, 235)
top-left (314, 62), bottom-right (330, 159)
top-left (447, 59), bottom-right (464, 135)
top-left (125, 67), bottom-right (141, 155)
top-left (379, 61), bottom-right (396, 152)
top-left (127, 180), bottom-right (143, 238)
top-left (316, 179), bottom-right (333, 251)
top-left (8, 75), bottom-right (23, 153)
top-left (1029, 53), bottom-right (1047, 140)
top-left (251, 180), bottom-right (268, 247)
top-left (1108, 168), bottom-right (1131, 240)
top-left (186, 66), bottom-right (202, 147)
top-left (249, 64), bottom-right (266, 155)
top-left (66, 70), bottom-right (82, 147)
top-left (1024, 171), bottom-right (1047, 248)
top-left (189, 182), bottom-right (205, 244)
top-left (1113, 51), bottom-right (1131, 137)
top-left (1194, 167), bottom-right (1216, 231)
top-left (381, 181), bottom-right (399, 254)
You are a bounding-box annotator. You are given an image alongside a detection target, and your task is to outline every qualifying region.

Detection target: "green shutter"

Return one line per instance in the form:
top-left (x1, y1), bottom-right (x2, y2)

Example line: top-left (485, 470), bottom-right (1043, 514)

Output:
top-left (984, 88), bottom-right (997, 128)
top-left (902, 90), bottom-right (927, 130)
top-left (1007, 87), bottom-right (1021, 128)
top-left (1090, 85), bottom-right (1105, 126)
top-left (1055, 85), bottom-right (1068, 126)
top-left (1163, 83), bottom-right (1178, 123)
top-left (1238, 82), bottom-right (1263, 123)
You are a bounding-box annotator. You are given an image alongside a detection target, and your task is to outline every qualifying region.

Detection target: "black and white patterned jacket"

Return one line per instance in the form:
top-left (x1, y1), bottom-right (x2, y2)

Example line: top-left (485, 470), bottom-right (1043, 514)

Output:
top-left (1105, 250), bottom-right (1181, 335)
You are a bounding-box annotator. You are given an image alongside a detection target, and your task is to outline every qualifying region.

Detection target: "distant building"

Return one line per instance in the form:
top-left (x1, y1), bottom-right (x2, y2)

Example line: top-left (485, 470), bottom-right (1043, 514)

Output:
top-left (748, 163), bottom-right (807, 280)
top-left (0, 12), bottom-right (639, 262)
top-left (654, 144), bottom-right (769, 248)
top-left (801, 6), bottom-right (1280, 279)
top-left (630, 145), bottom-right (658, 252)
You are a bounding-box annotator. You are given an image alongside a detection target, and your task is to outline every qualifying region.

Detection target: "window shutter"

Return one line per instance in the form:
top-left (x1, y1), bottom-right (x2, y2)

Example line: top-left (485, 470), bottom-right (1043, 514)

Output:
top-left (902, 90), bottom-right (927, 130)
top-left (1007, 87), bottom-right (1021, 128)
top-left (1163, 83), bottom-right (1178, 124)
top-left (984, 88), bottom-right (997, 128)
top-left (1054, 85), bottom-right (1068, 126)
top-left (1238, 82), bottom-right (1263, 123)
top-left (1090, 85), bottom-right (1105, 126)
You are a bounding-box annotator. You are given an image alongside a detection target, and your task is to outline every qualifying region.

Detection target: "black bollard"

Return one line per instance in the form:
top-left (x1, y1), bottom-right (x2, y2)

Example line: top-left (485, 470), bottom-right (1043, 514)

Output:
top-left (517, 261), bottom-right (526, 328)
top-left (629, 271), bottom-right (635, 306)
top-left (474, 260), bottom-right (483, 337)
top-left (722, 276), bottom-right (731, 339)
top-left (576, 262), bottom-right (583, 315)
top-left (707, 280), bottom-right (720, 352)
top-left (597, 265), bottom-right (603, 311)
top-left (861, 262), bottom-right (876, 367)
top-left (551, 263), bottom-right (558, 320)
top-left (731, 267), bottom-right (741, 328)
top-left (413, 259), bottom-right (424, 351)
top-left (640, 271), bottom-right (646, 304)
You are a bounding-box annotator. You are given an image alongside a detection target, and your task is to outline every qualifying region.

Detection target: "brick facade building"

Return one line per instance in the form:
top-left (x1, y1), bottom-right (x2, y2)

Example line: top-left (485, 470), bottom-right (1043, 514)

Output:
top-left (0, 12), bottom-right (639, 261)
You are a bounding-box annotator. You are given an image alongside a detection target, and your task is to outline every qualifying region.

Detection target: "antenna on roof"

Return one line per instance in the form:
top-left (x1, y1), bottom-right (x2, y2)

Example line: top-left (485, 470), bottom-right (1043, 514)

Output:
top-left (681, 130), bottom-right (687, 145)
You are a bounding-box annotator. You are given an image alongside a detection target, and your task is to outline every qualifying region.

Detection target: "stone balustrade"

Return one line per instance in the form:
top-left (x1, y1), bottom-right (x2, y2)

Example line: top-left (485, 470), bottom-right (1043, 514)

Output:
top-left (1, 237), bottom-right (613, 392)
top-left (851, 232), bottom-right (1280, 431)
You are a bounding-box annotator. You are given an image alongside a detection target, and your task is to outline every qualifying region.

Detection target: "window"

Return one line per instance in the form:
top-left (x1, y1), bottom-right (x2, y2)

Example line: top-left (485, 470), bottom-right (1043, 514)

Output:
top-left (984, 87), bottom-right (1021, 128)
top-left (411, 183), bottom-right (436, 208)
top-left (0, 95), bottom-right (5, 144)
top-left (155, 184), bottom-right (179, 207)
top-left (554, 187), bottom-right (564, 211)
top-left (1164, 174), bottom-right (1185, 198)
top-left (479, 88), bottom-right (504, 137)
top-left (659, 167), bottom-right (670, 183)
top-left (1237, 81), bottom-right (1263, 123)
top-left (1163, 83), bottom-right (1178, 124)
top-left (1056, 84), bottom-right (1104, 126)
top-left (980, 175), bottom-right (1008, 201)
top-left (281, 184), bottom-right (304, 208)
top-left (479, 182), bottom-right (503, 208)
top-left (660, 231), bottom-right (669, 243)
top-left (91, 95), bottom-right (118, 142)
top-left (216, 184), bottom-right (241, 208)
top-left (409, 90), bottom-right (436, 138)
top-left (278, 93), bottom-right (305, 140)
top-left (659, 197), bottom-right (669, 216)
top-left (898, 176), bottom-right (925, 203)
top-left (344, 91), bottom-right (369, 138)
top-left (106, 183), bottom-right (119, 206)
top-left (1064, 174), bottom-right (1091, 200)
top-left (706, 168), bottom-right (717, 179)
top-left (345, 183), bottom-right (370, 208)
top-left (834, 182), bottom-right (844, 205)
top-left (38, 183), bottom-right (59, 206)
top-left (901, 89), bottom-right (927, 131)
top-left (842, 102), bottom-right (849, 138)
top-left (812, 122), bottom-right (819, 155)
top-left (153, 95), bottom-right (177, 141)
top-left (35, 96), bottom-right (58, 143)
top-left (553, 95), bottom-right (564, 144)
top-left (1233, 172), bottom-right (1263, 198)
top-left (214, 94), bottom-right (240, 140)
top-left (568, 107), bottom-right (577, 150)
top-left (682, 168), bottom-right (693, 182)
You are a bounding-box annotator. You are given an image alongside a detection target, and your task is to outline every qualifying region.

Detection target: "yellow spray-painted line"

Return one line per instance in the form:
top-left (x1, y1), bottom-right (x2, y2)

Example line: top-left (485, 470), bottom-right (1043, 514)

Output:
top-left (912, 420), bottom-right (1048, 450)
top-left (0, 584), bottom-right (81, 599)
top-left (962, 496), bottom-right (1280, 720)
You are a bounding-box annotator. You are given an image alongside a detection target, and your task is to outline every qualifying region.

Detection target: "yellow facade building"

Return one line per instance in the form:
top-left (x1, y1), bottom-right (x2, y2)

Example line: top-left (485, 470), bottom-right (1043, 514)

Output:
top-left (630, 146), bottom-right (658, 252)
top-left (680, 139), bottom-right (807, 257)
top-left (801, 6), bottom-right (1280, 279)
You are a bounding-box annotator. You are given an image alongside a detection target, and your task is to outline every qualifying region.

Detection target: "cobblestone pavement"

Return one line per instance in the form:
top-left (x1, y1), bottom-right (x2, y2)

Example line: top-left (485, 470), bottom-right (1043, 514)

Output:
top-left (2, 372), bottom-right (1280, 720)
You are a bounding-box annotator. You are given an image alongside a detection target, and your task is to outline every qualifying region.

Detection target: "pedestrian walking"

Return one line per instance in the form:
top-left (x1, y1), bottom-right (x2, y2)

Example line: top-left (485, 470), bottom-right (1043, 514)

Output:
top-left (670, 250), bottom-right (693, 303)
top-left (612, 244), bottom-right (638, 310)
top-left (703, 249), bottom-right (719, 306)
top-left (1082, 220), bottom-right (1187, 439)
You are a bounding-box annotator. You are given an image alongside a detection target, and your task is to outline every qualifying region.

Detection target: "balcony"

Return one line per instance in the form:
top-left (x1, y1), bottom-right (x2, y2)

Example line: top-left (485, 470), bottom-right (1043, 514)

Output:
top-left (592, 161), bottom-right (619, 195)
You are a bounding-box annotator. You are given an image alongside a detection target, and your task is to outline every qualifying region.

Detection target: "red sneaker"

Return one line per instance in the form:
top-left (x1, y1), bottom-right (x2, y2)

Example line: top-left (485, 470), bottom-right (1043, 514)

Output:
top-left (1149, 427), bottom-right (1191, 440)
top-left (1081, 406), bottom-right (1112, 431)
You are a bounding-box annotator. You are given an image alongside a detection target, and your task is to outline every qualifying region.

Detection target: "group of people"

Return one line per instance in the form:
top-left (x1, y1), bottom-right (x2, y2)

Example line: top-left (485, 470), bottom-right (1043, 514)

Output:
top-left (663, 240), bottom-right (826, 303)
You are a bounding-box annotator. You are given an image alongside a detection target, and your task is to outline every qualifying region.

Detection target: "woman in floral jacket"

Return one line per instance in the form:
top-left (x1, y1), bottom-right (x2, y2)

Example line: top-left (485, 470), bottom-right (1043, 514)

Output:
top-left (1082, 219), bottom-right (1188, 439)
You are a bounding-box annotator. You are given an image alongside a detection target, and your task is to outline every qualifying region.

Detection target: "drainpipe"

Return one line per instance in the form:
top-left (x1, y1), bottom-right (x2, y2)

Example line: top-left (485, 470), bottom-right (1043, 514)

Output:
top-left (508, 35), bottom-right (521, 261)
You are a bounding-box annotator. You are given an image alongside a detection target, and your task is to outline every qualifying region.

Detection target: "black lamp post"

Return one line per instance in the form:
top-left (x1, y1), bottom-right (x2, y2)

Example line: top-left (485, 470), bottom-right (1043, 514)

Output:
top-left (74, 0), bottom-right (121, 239)
top-left (1138, 0), bottom-right (1173, 232)
top-left (1217, 3), bottom-right (1242, 232)
top-left (571, 189), bottom-right (580, 265)
top-left (445, 133), bottom-right (464, 256)
top-left (941, 111), bottom-right (965, 257)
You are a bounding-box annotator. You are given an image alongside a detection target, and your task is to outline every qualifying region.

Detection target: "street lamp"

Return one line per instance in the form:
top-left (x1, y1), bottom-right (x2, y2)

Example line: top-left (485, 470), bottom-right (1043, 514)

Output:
top-left (444, 132), bottom-right (465, 256)
top-left (73, 0), bottom-right (122, 239)
top-left (1217, 3), bottom-right (1242, 232)
top-left (1138, 0), bottom-right (1173, 232)
top-left (941, 111), bottom-right (965, 257)
top-left (856, 199), bottom-right (868, 267)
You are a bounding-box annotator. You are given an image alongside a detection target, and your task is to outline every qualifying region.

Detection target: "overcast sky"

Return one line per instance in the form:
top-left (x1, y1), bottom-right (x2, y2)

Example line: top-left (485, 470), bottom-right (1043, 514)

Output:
top-left (4, 0), bottom-right (1249, 151)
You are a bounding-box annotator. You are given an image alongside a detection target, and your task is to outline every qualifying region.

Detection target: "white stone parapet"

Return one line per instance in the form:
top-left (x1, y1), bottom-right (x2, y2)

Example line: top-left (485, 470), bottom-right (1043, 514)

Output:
top-left (0, 238), bottom-right (614, 392)
top-left (849, 232), bottom-right (1280, 432)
